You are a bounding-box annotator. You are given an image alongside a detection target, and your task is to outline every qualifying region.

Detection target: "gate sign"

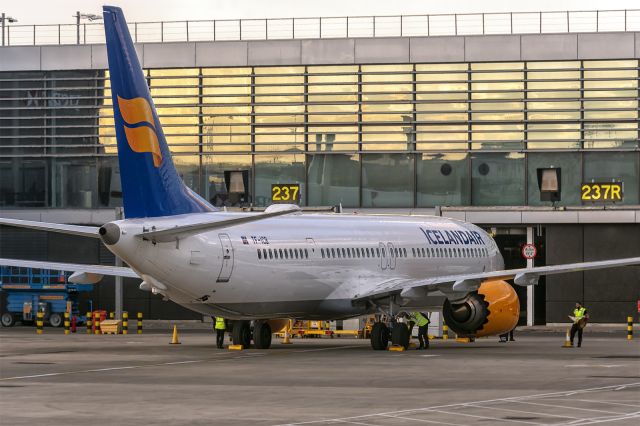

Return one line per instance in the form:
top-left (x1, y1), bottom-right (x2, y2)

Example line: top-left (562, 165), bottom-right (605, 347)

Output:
top-left (521, 243), bottom-right (537, 260)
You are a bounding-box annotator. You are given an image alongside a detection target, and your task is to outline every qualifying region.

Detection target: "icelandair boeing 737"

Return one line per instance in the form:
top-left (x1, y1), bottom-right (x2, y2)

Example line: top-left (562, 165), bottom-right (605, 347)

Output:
top-left (1, 6), bottom-right (639, 350)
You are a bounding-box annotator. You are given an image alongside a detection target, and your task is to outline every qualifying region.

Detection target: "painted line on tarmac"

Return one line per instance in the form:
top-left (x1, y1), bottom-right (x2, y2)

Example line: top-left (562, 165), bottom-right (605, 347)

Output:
top-left (293, 345), bottom-right (361, 353)
top-left (574, 399), bottom-right (640, 408)
top-left (560, 411), bottom-right (640, 425)
top-left (0, 352), bottom-right (236, 381)
top-left (379, 413), bottom-right (464, 425)
top-left (512, 400), bottom-right (624, 415)
top-left (420, 354), bottom-right (440, 357)
top-left (277, 382), bottom-right (640, 425)
top-left (469, 403), bottom-right (580, 420)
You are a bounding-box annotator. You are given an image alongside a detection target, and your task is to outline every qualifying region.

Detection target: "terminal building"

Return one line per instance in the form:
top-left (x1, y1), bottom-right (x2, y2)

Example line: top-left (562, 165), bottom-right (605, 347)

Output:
top-left (1, 11), bottom-right (639, 324)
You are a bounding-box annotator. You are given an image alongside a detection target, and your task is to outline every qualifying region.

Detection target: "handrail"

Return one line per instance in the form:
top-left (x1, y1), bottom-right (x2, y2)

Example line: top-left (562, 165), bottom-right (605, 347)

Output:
top-left (1, 9), bottom-right (639, 46)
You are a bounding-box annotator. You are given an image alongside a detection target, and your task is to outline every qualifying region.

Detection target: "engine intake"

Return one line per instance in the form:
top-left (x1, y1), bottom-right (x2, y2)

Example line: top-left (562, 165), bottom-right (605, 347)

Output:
top-left (443, 280), bottom-right (519, 338)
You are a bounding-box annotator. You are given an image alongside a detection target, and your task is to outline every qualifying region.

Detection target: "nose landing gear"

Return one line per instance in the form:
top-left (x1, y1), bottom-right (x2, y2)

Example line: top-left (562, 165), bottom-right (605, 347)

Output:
top-left (370, 320), bottom-right (410, 350)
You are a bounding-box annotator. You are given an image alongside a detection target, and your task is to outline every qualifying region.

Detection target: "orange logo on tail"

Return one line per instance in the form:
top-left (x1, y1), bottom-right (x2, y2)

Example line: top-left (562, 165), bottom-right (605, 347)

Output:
top-left (117, 96), bottom-right (162, 167)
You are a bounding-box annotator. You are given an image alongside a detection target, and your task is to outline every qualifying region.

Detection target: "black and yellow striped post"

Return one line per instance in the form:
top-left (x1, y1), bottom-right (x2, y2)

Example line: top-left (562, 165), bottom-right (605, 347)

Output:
top-left (122, 311), bottom-right (129, 335)
top-left (94, 311), bottom-right (101, 335)
top-left (109, 312), bottom-right (115, 320)
top-left (628, 316), bottom-right (633, 340)
top-left (36, 311), bottom-right (44, 335)
top-left (137, 312), bottom-right (143, 334)
top-left (442, 321), bottom-right (449, 340)
top-left (64, 312), bottom-right (70, 335)
top-left (86, 312), bottom-right (92, 334)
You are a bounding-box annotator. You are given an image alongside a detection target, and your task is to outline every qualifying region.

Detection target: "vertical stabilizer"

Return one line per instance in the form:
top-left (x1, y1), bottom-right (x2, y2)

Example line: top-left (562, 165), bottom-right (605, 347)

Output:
top-left (103, 6), bottom-right (215, 218)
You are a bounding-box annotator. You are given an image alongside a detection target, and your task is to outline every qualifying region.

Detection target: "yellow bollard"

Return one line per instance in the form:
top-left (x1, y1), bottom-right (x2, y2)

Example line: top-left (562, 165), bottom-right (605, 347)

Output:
top-left (109, 312), bottom-right (114, 320)
top-left (122, 311), bottom-right (128, 335)
top-left (137, 312), bottom-right (143, 334)
top-left (64, 312), bottom-right (70, 335)
top-left (442, 322), bottom-right (449, 340)
top-left (170, 325), bottom-right (181, 345)
top-left (628, 316), bottom-right (633, 341)
top-left (94, 311), bottom-right (101, 335)
top-left (86, 311), bottom-right (92, 334)
top-left (36, 311), bottom-right (44, 335)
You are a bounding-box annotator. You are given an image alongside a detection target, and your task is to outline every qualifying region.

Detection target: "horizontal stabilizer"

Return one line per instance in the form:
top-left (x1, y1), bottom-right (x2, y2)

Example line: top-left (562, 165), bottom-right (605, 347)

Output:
top-left (136, 206), bottom-right (301, 243)
top-left (0, 218), bottom-right (100, 238)
top-left (0, 258), bottom-right (138, 279)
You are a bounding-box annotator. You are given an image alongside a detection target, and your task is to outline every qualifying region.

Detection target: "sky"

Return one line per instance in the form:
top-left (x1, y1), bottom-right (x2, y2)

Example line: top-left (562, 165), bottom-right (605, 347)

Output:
top-left (2, 0), bottom-right (639, 25)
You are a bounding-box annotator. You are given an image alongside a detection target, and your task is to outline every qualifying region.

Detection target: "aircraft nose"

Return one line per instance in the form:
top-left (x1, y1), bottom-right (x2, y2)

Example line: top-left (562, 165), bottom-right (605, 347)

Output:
top-left (99, 222), bottom-right (121, 245)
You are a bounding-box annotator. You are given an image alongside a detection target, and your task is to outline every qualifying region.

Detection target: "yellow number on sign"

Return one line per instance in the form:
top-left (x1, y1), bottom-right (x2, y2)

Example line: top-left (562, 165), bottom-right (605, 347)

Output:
top-left (272, 187), bottom-right (281, 201)
top-left (601, 184), bottom-right (611, 199)
top-left (581, 184), bottom-right (591, 200)
top-left (282, 186), bottom-right (290, 201)
top-left (592, 184), bottom-right (601, 200)
top-left (292, 186), bottom-right (299, 201)
top-left (611, 184), bottom-right (621, 201)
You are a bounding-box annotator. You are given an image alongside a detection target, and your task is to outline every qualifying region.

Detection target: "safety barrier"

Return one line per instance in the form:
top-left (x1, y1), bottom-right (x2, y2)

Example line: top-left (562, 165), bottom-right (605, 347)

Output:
top-left (36, 311), bottom-right (43, 334)
top-left (122, 311), bottom-right (128, 335)
top-left (64, 312), bottom-right (70, 335)
top-left (137, 312), bottom-right (143, 334)
top-left (628, 316), bottom-right (633, 340)
top-left (94, 311), bottom-right (101, 335)
top-left (86, 311), bottom-right (92, 334)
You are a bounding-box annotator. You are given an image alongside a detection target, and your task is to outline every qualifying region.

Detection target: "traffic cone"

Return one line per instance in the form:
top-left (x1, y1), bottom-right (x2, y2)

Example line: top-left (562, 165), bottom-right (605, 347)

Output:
top-left (281, 319), bottom-right (292, 344)
top-left (562, 327), bottom-right (573, 348)
top-left (170, 325), bottom-right (181, 345)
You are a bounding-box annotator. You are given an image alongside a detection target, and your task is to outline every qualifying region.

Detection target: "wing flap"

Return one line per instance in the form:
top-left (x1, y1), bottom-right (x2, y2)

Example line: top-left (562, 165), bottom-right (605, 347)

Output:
top-left (355, 256), bottom-right (640, 302)
top-left (0, 258), bottom-right (138, 279)
top-left (0, 218), bottom-right (100, 238)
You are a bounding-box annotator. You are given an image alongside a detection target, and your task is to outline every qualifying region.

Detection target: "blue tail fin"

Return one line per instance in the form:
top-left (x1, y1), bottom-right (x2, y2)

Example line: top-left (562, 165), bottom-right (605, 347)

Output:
top-left (103, 6), bottom-right (215, 218)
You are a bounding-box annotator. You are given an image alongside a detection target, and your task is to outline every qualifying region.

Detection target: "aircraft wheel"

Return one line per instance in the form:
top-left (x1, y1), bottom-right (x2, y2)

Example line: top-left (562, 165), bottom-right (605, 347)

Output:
top-left (1, 313), bottom-right (16, 327)
top-left (253, 321), bottom-right (272, 349)
top-left (232, 320), bottom-right (251, 348)
top-left (391, 322), bottom-right (410, 350)
top-left (49, 313), bottom-right (63, 328)
top-left (370, 322), bottom-right (389, 350)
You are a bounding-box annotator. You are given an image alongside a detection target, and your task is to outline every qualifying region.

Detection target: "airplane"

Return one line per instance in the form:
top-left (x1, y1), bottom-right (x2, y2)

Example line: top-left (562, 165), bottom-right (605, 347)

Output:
top-left (1, 5), bottom-right (639, 350)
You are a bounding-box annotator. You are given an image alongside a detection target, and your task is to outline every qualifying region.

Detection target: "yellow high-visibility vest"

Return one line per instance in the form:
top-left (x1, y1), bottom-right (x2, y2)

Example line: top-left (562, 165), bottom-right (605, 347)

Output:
top-left (412, 312), bottom-right (430, 327)
top-left (215, 317), bottom-right (226, 330)
top-left (573, 307), bottom-right (587, 323)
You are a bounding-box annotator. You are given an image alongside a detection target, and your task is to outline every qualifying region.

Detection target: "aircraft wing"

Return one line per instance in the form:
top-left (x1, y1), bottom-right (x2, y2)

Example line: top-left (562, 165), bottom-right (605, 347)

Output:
top-left (0, 218), bottom-right (100, 238)
top-left (0, 258), bottom-right (138, 279)
top-left (137, 205), bottom-right (301, 243)
top-left (353, 257), bottom-right (640, 302)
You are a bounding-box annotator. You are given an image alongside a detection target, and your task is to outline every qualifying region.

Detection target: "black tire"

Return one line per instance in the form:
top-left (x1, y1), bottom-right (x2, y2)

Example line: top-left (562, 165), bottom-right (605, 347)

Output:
top-left (370, 322), bottom-right (390, 350)
top-left (232, 320), bottom-right (251, 348)
top-left (49, 313), bottom-right (63, 328)
top-left (253, 321), bottom-right (272, 349)
top-left (1, 313), bottom-right (16, 327)
top-left (391, 322), bottom-right (410, 350)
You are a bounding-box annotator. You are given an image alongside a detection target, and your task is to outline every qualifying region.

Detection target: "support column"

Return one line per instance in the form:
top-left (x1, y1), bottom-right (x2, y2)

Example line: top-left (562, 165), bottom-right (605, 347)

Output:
top-left (115, 206), bottom-right (124, 319)
top-left (526, 226), bottom-right (534, 326)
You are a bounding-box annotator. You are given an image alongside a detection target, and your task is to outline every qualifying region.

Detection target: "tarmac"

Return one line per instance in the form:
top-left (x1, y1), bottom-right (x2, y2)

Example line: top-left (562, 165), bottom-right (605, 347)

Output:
top-left (0, 326), bottom-right (638, 425)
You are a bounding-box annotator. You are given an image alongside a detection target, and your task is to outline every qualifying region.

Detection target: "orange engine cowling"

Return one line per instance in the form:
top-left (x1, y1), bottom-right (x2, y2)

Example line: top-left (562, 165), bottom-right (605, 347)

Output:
top-left (442, 280), bottom-right (519, 338)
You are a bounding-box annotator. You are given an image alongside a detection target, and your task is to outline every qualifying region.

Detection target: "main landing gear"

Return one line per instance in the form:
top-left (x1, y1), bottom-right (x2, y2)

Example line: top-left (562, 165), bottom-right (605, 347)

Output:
top-left (231, 320), bottom-right (273, 349)
top-left (370, 320), bottom-right (410, 350)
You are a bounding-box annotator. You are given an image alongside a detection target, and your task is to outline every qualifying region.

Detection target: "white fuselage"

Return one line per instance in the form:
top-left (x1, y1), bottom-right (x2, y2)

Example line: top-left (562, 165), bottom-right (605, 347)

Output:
top-left (105, 212), bottom-right (504, 320)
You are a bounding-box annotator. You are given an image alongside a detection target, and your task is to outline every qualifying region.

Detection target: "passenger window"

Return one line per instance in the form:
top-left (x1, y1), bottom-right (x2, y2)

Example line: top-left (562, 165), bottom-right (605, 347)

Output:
top-left (305, 249), bottom-right (308, 259)
top-left (331, 248), bottom-right (335, 258)
top-left (284, 249), bottom-right (289, 259)
top-left (366, 248), bottom-right (370, 257)
top-left (341, 248), bottom-right (346, 258)
top-left (411, 248), bottom-right (415, 257)
top-left (423, 248), bottom-right (427, 257)
top-left (274, 249), bottom-right (279, 259)
top-left (294, 249), bottom-right (299, 259)
top-left (257, 250), bottom-right (262, 260)
top-left (268, 249), bottom-right (273, 259)
top-left (321, 248), bottom-right (325, 258)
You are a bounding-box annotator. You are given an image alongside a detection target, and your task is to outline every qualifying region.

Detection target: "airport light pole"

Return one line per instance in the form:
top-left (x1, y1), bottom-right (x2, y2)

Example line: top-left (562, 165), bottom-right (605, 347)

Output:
top-left (74, 11), bottom-right (102, 44)
top-left (1, 13), bottom-right (18, 47)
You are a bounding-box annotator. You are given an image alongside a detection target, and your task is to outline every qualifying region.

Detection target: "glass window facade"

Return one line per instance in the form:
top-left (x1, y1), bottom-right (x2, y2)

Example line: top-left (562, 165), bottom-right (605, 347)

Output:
top-left (0, 59), bottom-right (638, 208)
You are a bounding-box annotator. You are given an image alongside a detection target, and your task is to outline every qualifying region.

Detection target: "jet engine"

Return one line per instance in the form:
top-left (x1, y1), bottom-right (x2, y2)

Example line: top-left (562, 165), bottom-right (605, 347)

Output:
top-left (442, 280), bottom-right (519, 338)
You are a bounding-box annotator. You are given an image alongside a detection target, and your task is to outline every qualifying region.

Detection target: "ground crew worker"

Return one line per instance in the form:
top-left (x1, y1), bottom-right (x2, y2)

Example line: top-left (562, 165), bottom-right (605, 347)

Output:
top-left (569, 302), bottom-right (589, 348)
top-left (214, 316), bottom-right (226, 349)
top-left (411, 312), bottom-right (430, 350)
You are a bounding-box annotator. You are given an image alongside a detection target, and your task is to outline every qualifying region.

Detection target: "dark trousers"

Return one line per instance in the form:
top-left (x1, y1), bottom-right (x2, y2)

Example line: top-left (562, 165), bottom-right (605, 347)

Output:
top-left (570, 324), bottom-right (583, 346)
top-left (417, 325), bottom-right (429, 349)
top-left (216, 329), bottom-right (225, 348)
top-left (500, 329), bottom-right (515, 341)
